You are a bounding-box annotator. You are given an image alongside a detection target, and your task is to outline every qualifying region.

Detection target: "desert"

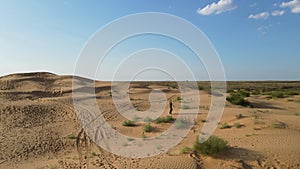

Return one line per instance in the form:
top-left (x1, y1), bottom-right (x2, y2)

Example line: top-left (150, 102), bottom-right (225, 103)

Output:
top-left (0, 72), bottom-right (299, 169)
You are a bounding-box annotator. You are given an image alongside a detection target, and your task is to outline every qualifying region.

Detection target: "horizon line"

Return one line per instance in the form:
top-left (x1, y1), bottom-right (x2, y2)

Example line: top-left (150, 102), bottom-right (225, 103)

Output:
top-left (1, 71), bottom-right (300, 82)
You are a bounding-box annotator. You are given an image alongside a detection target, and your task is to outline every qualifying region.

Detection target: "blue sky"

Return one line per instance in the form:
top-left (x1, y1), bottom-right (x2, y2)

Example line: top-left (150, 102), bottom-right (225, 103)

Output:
top-left (0, 0), bottom-right (299, 80)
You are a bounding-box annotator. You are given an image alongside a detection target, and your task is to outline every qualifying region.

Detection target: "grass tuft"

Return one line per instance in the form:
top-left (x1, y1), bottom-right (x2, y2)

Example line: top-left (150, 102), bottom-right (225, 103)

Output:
top-left (271, 122), bottom-right (286, 129)
top-left (220, 122), bottom-right (231, 129)
top-left (181, 146), bottom-right (192, 154)
top-left (144, 123), bottom-right (154, 132)
top-left (67, 134), bottom-right (76, 139)
top-left (122, 120), bottom-right (135, 126)
top-left (127, 137), bottom-right (135, 141)
top-left (154, 115), bottom-right (175, 124)
top-left (233, 122), bottom-right (242, 128)
top-left (143, 117), bottom-right (153, 122)
top-left (235, 113), bottom-right (243, 119)
top-left (90, 152), bottom-right (97, 158)
top-left (176, 96), bottom-right (182, 101)
top-left (198, 86), bottom-right (204, 90)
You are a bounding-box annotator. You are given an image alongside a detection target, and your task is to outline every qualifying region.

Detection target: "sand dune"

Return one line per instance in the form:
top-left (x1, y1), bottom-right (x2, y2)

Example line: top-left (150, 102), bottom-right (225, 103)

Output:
top-left (0, 72), bottom-right (300, 168)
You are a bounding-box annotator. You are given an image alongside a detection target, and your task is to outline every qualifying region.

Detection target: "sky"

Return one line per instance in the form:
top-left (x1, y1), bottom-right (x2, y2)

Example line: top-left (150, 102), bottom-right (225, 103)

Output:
top-left (0, 0), bottom-right (299, 81)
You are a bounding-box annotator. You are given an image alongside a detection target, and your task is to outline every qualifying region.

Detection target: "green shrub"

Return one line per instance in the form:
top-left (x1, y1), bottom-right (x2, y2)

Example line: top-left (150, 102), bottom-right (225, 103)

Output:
top-left (226, 93), bottom-right (251, 107)
top-left (238, 90), bottom-right (250, 97)
top-left (220, 122), bottom-right (231, 129)
top-left (181, 146), bottom-right (192, 154)
top-left (90, 152), bottom-right (97, 157)
top-left (193, 136), bottom-right (228, 156)
top-left (67, 134), bottom-right (76, 139)
top-left (166, 83), bottom-right (177, 89)
top-left (286, 91), bottom-right (299, 96)
top-left (245, 134), bottom-right (252, 137)
top-left (200, 119), bottom-right (206, 123)
top-left (251, 90), bottom-right (260, 95)
top-left (272, 122), bottom-right (286, 129)
top-left (198, 86), bottom-right (204, 90)
top-left (144, 123), bottom-right (154, 132)
top-left (154, 115), bottom-right (175, 124)
top-left (233, 122), bottom-right (242, 128)
top-left (235, 113), bottom-right (243, 119)
top-left (268, 91), bottom-right (284, 98)
top-left (176, 96), bottom-right (182, 101)
top-left (127, 137), bottom-right (135, 141)
top-left (122, 120), bottom-right (135, 126)
top-left (143, 117), bottom-right (153, 122)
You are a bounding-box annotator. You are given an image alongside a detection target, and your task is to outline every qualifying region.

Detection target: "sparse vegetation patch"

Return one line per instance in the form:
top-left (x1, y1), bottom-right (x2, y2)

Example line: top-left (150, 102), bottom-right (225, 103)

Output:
top-left (269, 91), bottom-right (284, 98)
top-left (181, 146), bottom-right (192, 154)
top-left (144, 123), bottom-right (154, 132)
top-left (143, 117), bottom-right (153, 122)
top-left (193, 136), bottom-right (228, 156)
top-left (272, 122), bottom-right (286, 129)
top-left (67, 134), bottom-right (76, 139)
top-left (220, 122), bottom-right (231, 129)
top-left (127, 137), bottom-right (135, 141)
top-left (122, 120), bottom-right (135, 126)
top-left (176, 96), bottom-right (182, 101)
top-left (233, 122), bottom-right (242, 128)
top-left (236, 113), bottom-right (243, 119)
top-left (226, 92), bottom-right (251, 107)
top-left (154, 115), bottom-right (175, 124)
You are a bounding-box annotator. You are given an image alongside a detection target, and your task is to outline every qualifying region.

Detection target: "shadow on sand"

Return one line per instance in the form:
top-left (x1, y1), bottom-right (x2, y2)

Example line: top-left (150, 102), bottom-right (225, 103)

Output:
top-left (214, 147), bottom-right (263, 169)
top-left (250, 100), bottom-right (284, 110)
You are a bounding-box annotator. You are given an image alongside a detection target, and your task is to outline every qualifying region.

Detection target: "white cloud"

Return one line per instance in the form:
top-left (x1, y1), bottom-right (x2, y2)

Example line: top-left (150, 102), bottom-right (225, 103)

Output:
top-left (271, 10), bottom-right (285, 16)
top-left (280, 0), bottom-right (300, 13)
top-left (197, 0), bottom-right (237, 15)
top-left (257, 24), bottom-right (272, 35)
top-left (248, 12), bottom-right (270, 20)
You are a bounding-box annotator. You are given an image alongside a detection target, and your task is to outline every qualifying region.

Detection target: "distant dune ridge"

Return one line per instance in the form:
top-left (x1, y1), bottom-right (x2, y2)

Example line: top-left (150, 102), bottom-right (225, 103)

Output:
top-left (0, 72), bottom-right (300, 169)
